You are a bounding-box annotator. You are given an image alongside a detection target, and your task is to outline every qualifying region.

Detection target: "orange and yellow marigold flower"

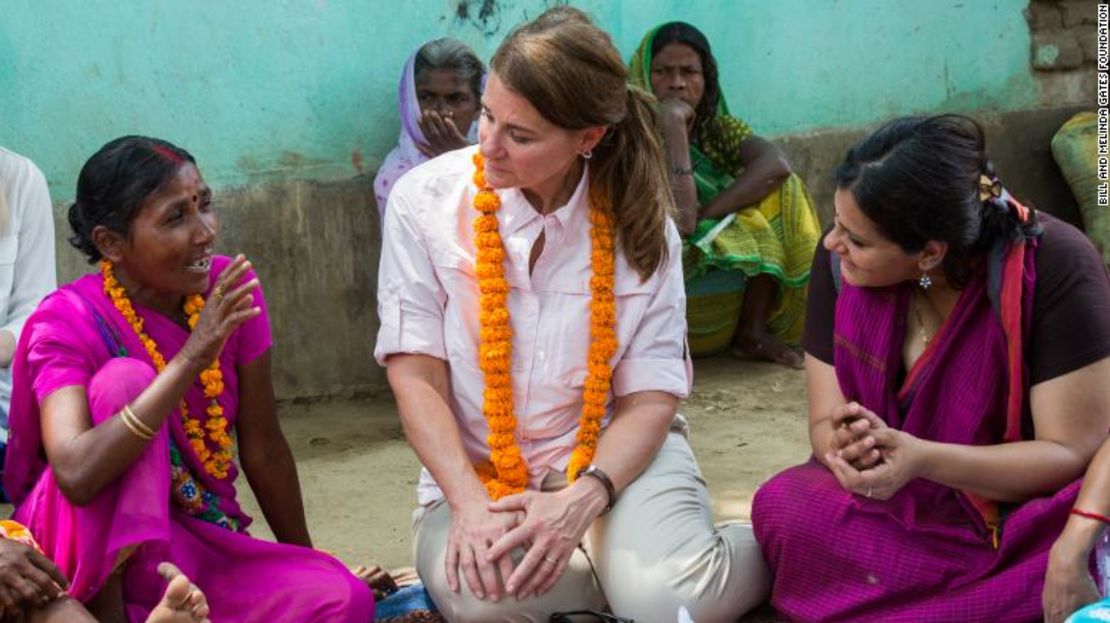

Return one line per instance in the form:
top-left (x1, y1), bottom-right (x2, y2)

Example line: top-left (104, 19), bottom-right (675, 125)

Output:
top-left (101, 260), bottom-right (233, 481)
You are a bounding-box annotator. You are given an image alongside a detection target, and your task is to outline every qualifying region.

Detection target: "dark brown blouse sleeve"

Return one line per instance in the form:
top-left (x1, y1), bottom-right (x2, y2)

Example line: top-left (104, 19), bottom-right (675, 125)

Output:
top-left (1028, 214), bottom-right (1110, 384)
top-left (802, 230), bottom-right (836, 364)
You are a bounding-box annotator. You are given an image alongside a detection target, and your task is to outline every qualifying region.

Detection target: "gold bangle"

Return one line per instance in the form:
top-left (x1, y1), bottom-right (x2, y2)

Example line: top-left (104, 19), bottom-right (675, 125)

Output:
top-left (118, 410), bottom-right (150, 440)
top-left (119, 405), bottom-right (154, 441)
top-left (122, 405), bottom-right (156, 438)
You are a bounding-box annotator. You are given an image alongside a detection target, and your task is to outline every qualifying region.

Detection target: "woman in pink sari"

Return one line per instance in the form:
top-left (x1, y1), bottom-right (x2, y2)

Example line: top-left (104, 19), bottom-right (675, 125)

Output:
top-left (752, 115), bottom-right (1110, 622)
top-left (5, 137), bottom-right (374, 622)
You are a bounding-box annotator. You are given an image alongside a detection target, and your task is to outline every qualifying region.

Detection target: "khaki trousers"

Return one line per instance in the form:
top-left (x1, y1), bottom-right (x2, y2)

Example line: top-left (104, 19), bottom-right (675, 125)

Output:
top-left (412, 421), bottom-right (770, 623)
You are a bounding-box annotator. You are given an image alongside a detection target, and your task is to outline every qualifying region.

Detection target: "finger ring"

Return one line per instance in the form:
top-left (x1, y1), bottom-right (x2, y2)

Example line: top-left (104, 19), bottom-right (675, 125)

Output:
top-left (212, 285), bottom-right (225, 301)
top-left (543, 556), bottom-right (557, 565)
top-left (865, 486), bottom-right (874, 498)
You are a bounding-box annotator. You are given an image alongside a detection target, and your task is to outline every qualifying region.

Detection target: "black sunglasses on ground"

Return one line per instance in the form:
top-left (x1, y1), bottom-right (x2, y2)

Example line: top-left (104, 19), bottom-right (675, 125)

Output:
top-left (549, 610), bottom-right (634, 623)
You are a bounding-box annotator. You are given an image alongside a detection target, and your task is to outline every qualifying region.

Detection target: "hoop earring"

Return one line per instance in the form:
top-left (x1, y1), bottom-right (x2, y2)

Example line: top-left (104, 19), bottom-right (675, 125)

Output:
top-left (918, 273), bottom-right (933, 290)
top-left (580, 149), bottom-right (593, 160)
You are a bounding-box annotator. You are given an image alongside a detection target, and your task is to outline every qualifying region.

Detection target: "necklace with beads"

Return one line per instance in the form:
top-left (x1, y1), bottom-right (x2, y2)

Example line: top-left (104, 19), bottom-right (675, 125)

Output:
top-left (910, 289), bottom-right (941, 347)
top-left (100, 260), bottom-right (233, 480)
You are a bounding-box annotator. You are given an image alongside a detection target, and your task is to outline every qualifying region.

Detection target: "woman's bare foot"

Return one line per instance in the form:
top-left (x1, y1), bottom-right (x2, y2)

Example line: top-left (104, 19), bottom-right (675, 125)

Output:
top-left (732, 332), bottom-right (804, 369)
top-left (145, 563), bottom-right (210, 623)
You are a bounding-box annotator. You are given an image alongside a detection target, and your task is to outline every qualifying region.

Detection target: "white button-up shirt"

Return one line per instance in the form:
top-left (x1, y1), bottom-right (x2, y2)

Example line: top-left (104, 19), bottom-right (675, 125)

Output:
top-left (375, 147), bottom-right (691, 504)
top-left (0, 148), bottom-right (57, 429)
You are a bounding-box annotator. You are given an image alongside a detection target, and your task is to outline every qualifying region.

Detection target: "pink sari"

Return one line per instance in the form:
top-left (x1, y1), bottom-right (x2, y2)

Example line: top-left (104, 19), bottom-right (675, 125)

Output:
top-left (5, 256), bottom-right (372, 623)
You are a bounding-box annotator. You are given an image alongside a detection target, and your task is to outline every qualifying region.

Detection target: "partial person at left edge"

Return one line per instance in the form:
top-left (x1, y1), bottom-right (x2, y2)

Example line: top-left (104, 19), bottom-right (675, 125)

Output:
top-left (0, 147), bottom-right (57, 494)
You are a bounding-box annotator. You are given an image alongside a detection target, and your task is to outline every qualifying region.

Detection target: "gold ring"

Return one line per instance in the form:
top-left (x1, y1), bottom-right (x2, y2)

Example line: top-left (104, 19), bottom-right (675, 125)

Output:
top-left (212, 285), bottom-right (226, 301)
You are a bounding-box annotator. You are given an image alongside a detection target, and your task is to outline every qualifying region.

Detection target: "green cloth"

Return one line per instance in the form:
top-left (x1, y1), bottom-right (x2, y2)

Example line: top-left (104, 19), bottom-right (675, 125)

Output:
top-left (630, 25), bottom-right (822, 354)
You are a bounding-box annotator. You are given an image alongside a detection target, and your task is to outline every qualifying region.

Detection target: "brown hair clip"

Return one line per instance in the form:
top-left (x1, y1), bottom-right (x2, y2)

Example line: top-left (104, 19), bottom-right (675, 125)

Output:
top-left (978, 174), bottom-right (1002, 202)
top-left (979, 174), bottom-right (1031, 223)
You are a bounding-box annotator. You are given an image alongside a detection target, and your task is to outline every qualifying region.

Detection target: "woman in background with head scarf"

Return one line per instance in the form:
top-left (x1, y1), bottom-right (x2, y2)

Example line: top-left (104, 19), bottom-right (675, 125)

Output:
top-left (374, 38), bottom-right (485, 216)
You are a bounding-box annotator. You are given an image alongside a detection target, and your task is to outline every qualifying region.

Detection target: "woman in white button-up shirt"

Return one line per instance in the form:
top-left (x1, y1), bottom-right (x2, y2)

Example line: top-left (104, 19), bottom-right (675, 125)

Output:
top-left (0, 148), bottom-right (56, 443)
top-left (376, 7), bottom-right (769, 622)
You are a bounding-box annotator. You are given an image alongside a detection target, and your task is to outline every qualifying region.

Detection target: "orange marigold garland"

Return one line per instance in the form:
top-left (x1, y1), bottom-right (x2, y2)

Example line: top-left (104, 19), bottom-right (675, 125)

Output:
top-left (566, 192), bottom-right (618, 483)
top-left (101, 260), bottom-right (233, 480)
top-left (471, 152), bottom-right (617, 499)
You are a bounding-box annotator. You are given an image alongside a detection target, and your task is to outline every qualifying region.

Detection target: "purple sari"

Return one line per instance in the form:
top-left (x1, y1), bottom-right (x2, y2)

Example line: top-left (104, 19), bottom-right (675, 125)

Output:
top-left (373, 50), bottom-right (429, 216)
top-left (5, 256), bottom-right (372, 623)
top-left (753, 238), bottom-right (1080, 622)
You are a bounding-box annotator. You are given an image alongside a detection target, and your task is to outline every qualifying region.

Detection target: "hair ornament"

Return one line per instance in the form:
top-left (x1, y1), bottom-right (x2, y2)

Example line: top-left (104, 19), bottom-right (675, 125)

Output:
top-left (977, 174), bottom-right (1002, 202)
top-left (979, 174), bottom-right (1029, 224)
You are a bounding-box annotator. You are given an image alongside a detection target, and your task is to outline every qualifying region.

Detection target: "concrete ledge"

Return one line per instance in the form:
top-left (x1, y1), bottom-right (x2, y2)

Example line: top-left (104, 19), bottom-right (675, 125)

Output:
top-left (49, 105), bottom-right (1089, 400)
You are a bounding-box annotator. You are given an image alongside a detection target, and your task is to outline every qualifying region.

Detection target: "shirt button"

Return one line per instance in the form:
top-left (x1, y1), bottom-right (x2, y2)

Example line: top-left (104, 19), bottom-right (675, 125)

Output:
top-left (537, 351), bottom-right (545, 361)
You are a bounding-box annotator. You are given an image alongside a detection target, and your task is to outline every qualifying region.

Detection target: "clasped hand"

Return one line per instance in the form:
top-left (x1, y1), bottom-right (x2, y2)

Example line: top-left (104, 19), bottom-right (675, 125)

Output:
top-left (0, 538), bottom-right (68, 620)
top-left (823, 402), bottom-right (923, 500)
top-left (447, 485), bottom-right (604, 602)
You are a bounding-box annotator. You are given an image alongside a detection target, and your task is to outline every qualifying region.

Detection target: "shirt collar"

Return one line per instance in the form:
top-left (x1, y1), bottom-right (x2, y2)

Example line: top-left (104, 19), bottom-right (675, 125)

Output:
top-left (498, 164), bottom-right (591, 235)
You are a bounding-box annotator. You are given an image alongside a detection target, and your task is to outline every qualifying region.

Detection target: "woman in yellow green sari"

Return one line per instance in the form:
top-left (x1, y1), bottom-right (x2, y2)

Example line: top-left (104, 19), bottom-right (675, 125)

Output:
top-left (630, 22), bottom-right (821, 367)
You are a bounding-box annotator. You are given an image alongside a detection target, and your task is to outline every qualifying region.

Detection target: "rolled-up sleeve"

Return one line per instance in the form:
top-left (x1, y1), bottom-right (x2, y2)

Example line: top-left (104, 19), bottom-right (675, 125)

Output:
top-left (611, 222), bottom-right (693, 398)
top-left (373, 182), bottom-right (448, 366)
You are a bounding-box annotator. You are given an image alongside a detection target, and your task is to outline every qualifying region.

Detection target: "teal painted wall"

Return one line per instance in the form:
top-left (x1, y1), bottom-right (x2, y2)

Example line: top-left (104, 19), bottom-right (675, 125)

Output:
top-left (618, 0), bottom-right (1039, 134)
top-left (2, 0), bottom-right (1041, 199)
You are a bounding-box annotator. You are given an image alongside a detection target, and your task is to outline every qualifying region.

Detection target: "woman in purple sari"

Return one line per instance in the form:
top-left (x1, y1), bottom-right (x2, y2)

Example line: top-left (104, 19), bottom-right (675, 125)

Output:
top-left (5, 137), bottom-right (375, 622)
top-left (752, 115), bottom-right (1110, 622)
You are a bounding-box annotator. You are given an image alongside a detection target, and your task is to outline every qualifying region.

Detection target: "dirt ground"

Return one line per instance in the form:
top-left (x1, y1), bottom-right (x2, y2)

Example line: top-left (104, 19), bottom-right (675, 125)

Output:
top-left (237, 354), bottom-right (812, 621)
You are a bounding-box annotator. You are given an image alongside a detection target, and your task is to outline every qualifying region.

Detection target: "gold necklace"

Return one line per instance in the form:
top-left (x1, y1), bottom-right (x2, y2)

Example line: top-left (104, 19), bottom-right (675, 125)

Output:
top-left (911, 292), bottom-right (936, 347)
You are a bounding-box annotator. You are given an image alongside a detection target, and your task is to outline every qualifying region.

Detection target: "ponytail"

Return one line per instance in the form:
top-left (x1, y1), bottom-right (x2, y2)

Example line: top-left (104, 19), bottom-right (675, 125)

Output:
top-left (67, 200), bottom-right (98, 261)
top-left (590, 85), bottom-right (674, 281)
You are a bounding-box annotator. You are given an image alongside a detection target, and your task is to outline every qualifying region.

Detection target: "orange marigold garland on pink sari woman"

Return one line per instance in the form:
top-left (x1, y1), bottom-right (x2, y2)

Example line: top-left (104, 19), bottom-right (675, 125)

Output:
top-left (101, 260), bottom-right (233, 480)
top-left (471, 152), bottom-right (617, 499)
